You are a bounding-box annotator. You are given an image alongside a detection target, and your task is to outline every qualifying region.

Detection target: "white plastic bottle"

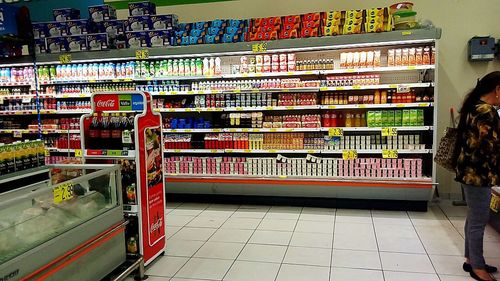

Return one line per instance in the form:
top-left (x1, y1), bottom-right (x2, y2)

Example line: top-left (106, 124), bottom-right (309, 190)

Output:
top-left (214, 57), bottom-right (222, 76)
top-left (203, 58), bottom-right (209, 76)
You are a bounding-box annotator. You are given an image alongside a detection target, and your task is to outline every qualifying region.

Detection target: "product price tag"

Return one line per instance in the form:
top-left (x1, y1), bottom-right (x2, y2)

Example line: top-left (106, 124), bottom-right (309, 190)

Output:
top-left (265, 106), bottom-right (273, 110)
top-left (251, 42), bottom-right (267, 53)
top-left (269, 128), bottom-right (277, 132)
top-left (419, 103), bottom-right (429, 107)
top-left (112, 79), bottom-right (120, 82)
top-left (490, 193), bottom-right (499, 212)
top-left (251, 89), bottom-right (260, 93)
top-left (358, 104), bottom-right (367, 108)
top-left (187, 91), bottom-right (195, 95)
top-left (396, 104), bottom-right (405, 108)
top-left (235, 107), bottom-right (244, 111)
top-left (53, 182), bottom-right (74, 204)
top-left (135, 49), bottom-right (149, 60)
top-left (59, 54), bottom-right (72, 64)
top-left (381, 127), bottom-right (398, 137)
top-left (342, 150), bottom-right (358, 160)
top-left (401, 31), bottom-right (412, 36)
top-left (319, 87), bottom-right (329, 91)
top-left (21, 97), bottom-right (31, 103)
top-left (174, 149), bottom-right (181, 153)
top-left (233, 89), bottom-right (241, 93)
top-left (329, 128), bottom-right (344, 137)
top-left (210, 149), bottom-right (218, 153)
top-left (229, 128), bottom-right (237, 132)
top-left (44, 149), bottom-right (51, 157)
top-left (285, 106), bottom-right (294, 110)
top-left (352, 85), bottom-right (362, 90)
top-left (107, 150), bottom-right (122, 156)
top-left (336, 87), bottom-right (345, 90)
top-left (382, 149), bottom-right (398, 159)
top-left (13, 131), bottom-right (22, 138)
top-left (328, 105), bottom-right (336, 109)
top-left (397, 84), bottom-right (410, 93)
top-left (170, 91), bottom-right (178, 95)
top-left (74, 149), bottom-right (82, 157)
top-left (244, 149), bottom-right (251, 153)
top-left (268, 149), bottom-right (277, 153)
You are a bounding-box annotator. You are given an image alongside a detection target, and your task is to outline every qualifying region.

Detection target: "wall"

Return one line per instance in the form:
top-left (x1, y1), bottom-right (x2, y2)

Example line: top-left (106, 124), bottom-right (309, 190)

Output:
top-left (68, 0), bottom-right (497, 197)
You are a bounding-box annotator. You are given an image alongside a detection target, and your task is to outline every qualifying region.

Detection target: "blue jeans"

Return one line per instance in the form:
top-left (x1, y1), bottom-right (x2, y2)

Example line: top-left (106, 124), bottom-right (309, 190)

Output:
top-left (463, 184), bottom-right (492, 269)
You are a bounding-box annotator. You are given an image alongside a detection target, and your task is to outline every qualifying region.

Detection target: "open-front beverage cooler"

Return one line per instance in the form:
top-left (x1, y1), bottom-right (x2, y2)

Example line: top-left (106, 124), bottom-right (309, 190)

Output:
top-left (80, 91), bottom-right (166, 265)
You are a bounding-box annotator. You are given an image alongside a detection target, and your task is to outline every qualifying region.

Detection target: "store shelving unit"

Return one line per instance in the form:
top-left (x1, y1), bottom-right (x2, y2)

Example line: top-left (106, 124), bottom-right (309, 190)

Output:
top-left (0, 28), bottom-right (440, 208)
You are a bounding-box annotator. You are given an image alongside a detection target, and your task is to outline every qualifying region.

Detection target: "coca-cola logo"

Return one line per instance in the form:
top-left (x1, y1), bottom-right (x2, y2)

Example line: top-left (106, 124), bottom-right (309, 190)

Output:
top-left (150, 218), bottom-right (163, 233)
top-left (96, 99), bottom-right (116, 108)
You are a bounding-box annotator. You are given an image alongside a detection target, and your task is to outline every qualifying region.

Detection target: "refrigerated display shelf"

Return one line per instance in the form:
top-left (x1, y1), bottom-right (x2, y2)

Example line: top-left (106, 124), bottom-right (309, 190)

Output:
top-left (162, 126), bottom-right (433, 133)
top-left (164, 149), bottom-right (431, 154)
top-left (155, 102), bottom-right (432, 113)
top-left (164, 174), bottom-right (433, 186)
top-left (0, 94), bottom-right (53, 100)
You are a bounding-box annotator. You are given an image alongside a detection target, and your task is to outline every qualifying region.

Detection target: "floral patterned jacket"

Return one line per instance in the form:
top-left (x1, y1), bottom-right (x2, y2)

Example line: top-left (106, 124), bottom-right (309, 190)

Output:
top-left (456, 102), bottom-right (500, 187)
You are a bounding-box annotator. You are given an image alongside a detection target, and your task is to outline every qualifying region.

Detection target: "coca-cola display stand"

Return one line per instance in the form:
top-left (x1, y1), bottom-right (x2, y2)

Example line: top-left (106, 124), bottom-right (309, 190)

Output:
top-left (80, 91), bottom-right (166, 266)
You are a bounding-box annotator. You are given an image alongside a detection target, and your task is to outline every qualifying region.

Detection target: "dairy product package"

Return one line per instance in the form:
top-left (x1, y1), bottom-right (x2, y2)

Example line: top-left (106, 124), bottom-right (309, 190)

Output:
top-left (87, 33), bottom-right (108, 51)
top-left (67, 19), bottom-right (89, 35)
top-left (67, 35), bottom-right (87, 52)
top-left (88, 4), bottom-right (117, 23)
top-left (53, 8), bottom-right (80, 22)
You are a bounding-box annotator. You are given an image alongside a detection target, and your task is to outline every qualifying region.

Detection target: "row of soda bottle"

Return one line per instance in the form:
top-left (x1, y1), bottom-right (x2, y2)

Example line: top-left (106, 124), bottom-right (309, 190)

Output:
top-left (88, 113), bottom-right (136, 150)
top-left (0, 67), bottom-right (36, 83)
top-left (0, 140), bottom-right (46, 176)
top-left (36, 57), bottom-right (222, 81)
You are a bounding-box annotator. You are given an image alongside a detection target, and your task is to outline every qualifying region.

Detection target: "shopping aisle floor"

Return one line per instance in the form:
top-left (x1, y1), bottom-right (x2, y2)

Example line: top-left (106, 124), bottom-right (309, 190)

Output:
top-left (145, 200), bottom-right (500, 281)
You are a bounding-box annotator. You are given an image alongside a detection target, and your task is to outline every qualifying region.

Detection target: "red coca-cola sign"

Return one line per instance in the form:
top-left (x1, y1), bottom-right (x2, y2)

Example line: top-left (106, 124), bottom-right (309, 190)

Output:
top-left (94, 94), bottom-right (119, 111)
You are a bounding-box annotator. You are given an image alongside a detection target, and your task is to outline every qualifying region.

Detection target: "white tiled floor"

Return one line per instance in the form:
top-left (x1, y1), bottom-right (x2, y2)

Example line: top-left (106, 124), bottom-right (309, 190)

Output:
top-left (144, 200), bottom-right (500, 281)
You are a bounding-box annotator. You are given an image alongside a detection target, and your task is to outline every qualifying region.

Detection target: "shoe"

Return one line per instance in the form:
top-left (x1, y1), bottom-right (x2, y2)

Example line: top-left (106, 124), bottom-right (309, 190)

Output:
top-left (469, 270), bottom-right (497, 281)
top-left (464, 263), bottom-right (498, 273)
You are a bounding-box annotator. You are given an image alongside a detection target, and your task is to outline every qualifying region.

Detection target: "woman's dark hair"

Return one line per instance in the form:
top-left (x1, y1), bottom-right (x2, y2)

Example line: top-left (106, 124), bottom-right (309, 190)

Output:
top-left (454, 71), bottom-right (500, 160)
top-left (457, 71), bottom-right (500, 131)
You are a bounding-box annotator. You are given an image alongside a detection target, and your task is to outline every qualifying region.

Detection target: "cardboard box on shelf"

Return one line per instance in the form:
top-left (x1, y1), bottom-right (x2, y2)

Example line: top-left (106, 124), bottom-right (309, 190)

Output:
top-left (88, 5), bottom-right (117, 23)
top-left (148, 30), bottom-right (173, 47)
top-left (127, 15), bottom-right (152, 31)
top-left (151, 15), bottom-right (178, 30)
top-left (87, 33), bottom-right (109, 50)
top-left (45, 21), bottom-right (67, 37)
top-left (45, 37), bottom-right (67, 53)
top-left (67, 35), bottom-right (87, 52)
top-left (53, 8), bottom-right (80, 22)
top-left (67, 19), bottom-right (89, 35)
top-left (128, 1), bottom-right (156, 16)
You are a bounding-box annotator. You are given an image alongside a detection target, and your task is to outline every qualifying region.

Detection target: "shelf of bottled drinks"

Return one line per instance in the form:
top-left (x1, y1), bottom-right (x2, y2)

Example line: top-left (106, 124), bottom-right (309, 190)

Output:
top-left (0, 28), bottom-right (440, 202)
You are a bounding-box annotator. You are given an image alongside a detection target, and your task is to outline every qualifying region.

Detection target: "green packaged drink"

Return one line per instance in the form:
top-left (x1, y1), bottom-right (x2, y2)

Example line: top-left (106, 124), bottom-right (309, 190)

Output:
top-left (49, 66), bottom-right (56, 79)
top-left (190, 59), bottom-right (196, 76)
top-left (375, 111), bottom-right (382, 127)
top-left (135, 61), bottom-right (141, 77)
top-left (154, 61), bottom-right (160, 77)
top-left (381, 111), bottom-right (388, 127)
top-left (367, 111), bottom-right (374, 127)
top-left (410, 109), bottom-right (418, 126)
top-left (21, 141), bottom-right (31, 170)
top-left (395, 110), bottom-right (402, 126)
top-left (195, 58), bottom-right (203, 76)
top-left (417, 109), bottom-right (424, 126)
top-left (160, 60), bottom-right (167, 76)
top-left (402, 110), bottom-right (410, 126)
top-left (166, 60), bottom-right (173, 76)
top-left (37, 140), bottom-right (45, 167)
top-left (42, 66), bottom-right (50, 80)
top-left (0, 144), bottom-right (6, 176)
top-left (388, 110), bottom-right (395, 127)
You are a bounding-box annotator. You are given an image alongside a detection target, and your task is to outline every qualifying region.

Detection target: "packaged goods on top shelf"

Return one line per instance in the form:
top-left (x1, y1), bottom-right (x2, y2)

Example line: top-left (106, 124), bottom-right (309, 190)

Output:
top-left (165, 156), bottom-right (424, 179)
top-left (387, 46), bottom-right (435, 67)
top-left (0, 67), bottom-right (36, 84)
top-left (174, 20), bottom-right (248, 46)
top-left (0, 140), bottom-right (46, 176)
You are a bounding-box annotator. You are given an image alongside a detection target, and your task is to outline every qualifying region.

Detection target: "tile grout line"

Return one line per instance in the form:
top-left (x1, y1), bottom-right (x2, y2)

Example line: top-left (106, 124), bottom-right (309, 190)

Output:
top-left (220, 205), bottom-right (272, 281)
top-left (370, 210), bottom-right (386, 281)
top-left (330, 208), bottom-right (337, 281)
top-left (407, 208), bottom-right (442, 281)
top-left (273, 207), bottom-right (303, 281)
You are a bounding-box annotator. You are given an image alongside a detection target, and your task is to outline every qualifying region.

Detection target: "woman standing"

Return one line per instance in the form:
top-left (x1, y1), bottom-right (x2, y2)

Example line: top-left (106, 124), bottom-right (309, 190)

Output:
top-left (456, 71), bottom-right (500, 281)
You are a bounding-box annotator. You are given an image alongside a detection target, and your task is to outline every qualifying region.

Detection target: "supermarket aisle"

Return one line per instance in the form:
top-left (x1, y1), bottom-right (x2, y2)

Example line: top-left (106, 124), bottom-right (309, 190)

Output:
top-left (145, 201), bottom-right (500, 281)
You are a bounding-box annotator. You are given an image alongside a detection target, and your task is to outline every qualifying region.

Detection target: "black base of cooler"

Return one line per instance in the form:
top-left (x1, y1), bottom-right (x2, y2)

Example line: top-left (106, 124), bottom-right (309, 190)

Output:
top-left (166, 193), bottom-right (428, 212)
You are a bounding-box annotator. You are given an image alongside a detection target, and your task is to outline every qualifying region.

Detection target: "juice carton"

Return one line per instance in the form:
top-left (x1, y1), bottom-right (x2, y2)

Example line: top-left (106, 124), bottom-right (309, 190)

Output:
top-left (417, 109), bottom-right (424, 126)
top-left (402, 110), bottom-right (411, 126)
top-left (395, 110), bottom-right (403, 126)
top-left (410, 109), bottom-right (418, 126)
